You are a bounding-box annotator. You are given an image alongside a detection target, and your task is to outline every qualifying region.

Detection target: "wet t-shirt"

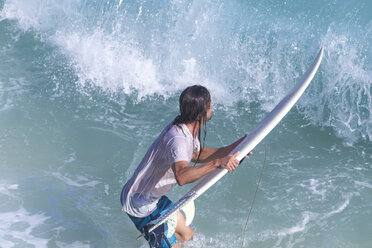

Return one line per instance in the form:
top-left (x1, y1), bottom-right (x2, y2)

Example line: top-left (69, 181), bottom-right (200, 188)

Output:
top-left (121, 122), bottom-right (200, 217)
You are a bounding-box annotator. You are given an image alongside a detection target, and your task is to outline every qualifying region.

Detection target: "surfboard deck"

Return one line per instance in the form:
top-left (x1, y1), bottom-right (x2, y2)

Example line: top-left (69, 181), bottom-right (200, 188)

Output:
top-left (137, 47), bottom-right (324, 239)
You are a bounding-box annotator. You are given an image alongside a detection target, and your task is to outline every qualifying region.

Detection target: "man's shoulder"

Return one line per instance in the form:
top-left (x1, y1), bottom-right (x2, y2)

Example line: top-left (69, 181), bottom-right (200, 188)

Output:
top-left (164, 128), bottom-right (184, 139)
top-left (163, 125), bottom-right (190, 144)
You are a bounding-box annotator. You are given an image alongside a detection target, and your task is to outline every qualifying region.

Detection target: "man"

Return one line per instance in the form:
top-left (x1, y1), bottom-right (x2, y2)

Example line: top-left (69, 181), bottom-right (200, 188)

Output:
top-left (121, 85), bottom-right (249, 248)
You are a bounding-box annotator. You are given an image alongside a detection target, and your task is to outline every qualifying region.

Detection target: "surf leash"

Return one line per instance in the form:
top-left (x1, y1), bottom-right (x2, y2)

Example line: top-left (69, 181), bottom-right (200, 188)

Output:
top-left (240, 145), bottom-right (267, 248)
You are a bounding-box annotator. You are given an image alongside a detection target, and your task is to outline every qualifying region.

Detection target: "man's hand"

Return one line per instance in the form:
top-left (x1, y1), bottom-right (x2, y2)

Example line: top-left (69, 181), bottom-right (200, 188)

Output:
top-left (218, 151), bottom-right (240, 173)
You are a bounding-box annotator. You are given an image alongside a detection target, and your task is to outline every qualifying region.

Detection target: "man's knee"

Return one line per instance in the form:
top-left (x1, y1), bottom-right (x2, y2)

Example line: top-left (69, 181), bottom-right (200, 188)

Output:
top-left (186, 229), bottom-right (195, 241)
top-left (184, 228), bottom-right (195, 241)
top-left (177, 228), bottom-right (194, 242)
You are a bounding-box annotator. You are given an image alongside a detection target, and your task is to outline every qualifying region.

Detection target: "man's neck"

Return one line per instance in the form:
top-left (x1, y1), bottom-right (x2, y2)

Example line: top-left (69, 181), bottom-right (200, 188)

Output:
top-left (185, 121), bottom-right (201, 138)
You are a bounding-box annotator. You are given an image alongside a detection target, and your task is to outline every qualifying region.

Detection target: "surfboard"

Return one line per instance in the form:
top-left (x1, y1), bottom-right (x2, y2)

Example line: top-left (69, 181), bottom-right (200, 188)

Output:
top-left (137, 47), bottom-right (324, 239)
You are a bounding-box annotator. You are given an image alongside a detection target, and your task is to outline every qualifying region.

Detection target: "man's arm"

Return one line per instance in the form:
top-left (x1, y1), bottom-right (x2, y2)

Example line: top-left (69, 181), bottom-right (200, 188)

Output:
top-left (172, 151), bottom-right (240, 186)
top-left (192, 135), bottom-right (247, 164)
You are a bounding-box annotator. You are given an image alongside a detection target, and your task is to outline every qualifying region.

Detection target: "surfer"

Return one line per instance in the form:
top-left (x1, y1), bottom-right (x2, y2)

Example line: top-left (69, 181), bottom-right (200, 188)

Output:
top-left (121, 85), bottom-right (250, 248)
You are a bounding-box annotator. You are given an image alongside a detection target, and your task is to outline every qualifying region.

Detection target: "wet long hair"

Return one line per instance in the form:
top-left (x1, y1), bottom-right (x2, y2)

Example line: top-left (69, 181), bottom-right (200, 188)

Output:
top-left (172, 85), bottom-right (211, 164)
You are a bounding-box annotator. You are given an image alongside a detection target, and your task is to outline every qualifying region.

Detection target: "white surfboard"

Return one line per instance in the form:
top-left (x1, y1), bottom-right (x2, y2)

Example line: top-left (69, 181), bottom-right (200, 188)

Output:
top-left (137, 47), bottom-right (324, 239)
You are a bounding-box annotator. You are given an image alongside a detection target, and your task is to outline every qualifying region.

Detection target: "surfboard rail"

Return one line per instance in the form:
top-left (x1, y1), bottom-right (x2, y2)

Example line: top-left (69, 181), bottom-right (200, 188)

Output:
top-left (137, 47), bottom-right (324, 239)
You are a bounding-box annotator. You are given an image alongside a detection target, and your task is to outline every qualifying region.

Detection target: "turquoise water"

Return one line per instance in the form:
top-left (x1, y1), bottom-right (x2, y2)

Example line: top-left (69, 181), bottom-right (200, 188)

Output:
top-left (0, 0), bottom-right (371, 247)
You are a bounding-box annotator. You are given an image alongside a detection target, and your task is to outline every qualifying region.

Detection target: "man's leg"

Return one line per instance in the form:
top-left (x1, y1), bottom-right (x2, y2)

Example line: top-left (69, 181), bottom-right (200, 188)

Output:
top-left (171, 243), bottom-right (180, 248)
top-left (174, 211), bottom-right (194, 243)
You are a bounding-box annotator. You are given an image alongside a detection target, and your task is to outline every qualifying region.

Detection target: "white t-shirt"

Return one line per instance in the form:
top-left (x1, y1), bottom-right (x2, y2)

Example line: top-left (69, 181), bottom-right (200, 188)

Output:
top-left (121, 122), bottom-right (200, 217)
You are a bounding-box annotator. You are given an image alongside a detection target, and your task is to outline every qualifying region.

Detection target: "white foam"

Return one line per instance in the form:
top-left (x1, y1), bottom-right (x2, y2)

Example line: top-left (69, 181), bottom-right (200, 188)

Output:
top-left (0, 0), bottom-right (79, 32)
top-left (52, 172), bottom-right (100, 187)
top-left (104, 184), bottom-right (110, 195)
top-left (355, 181), bottom-right (372, 189)
top-left (182, 232), bottom-right (243, 248)
top-left (299, 23), bottom-right (372, 143)
top-left (259, 193), bottom-right (354, 247)
top-left (1, 0), bottom-right (370, 144)
top-left (0, 78), bottom-right (28, 112)
top-left (52, 30), bottom-right (166, 101)
top-left (64, 152), bottom-right (76, 164)
top-left (308, 179), bottom-right (327, 199)
top-left (0, 0), bottom-right (40, 30)
top-left (277, 212), bottom-right (313, 237)
top-left (321, 196), bottom-right (351, 219)
top-left (0, 207), bottom-right (51, 248)
top-left (0, 183), bottom-right (18, 196)
top-left (55, 241), bottom-right (91, 248)
top-left (0, 96), bottom-right (14, 112)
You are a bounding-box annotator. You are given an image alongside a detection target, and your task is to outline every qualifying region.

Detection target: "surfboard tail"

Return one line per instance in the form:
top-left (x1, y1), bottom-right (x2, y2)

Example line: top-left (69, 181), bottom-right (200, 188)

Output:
top-left (181, 200), bottom-right (195, 226)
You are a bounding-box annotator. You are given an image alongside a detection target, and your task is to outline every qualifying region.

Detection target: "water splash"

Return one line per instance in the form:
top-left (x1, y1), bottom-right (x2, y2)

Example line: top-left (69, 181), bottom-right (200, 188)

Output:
top-left (1, 0), bottom-right (370, 141)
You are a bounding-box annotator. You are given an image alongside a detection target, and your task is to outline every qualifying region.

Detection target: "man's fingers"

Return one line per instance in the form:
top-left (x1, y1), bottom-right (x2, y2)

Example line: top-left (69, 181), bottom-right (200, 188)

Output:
top-left (228, 158), bottom-right (239, 172)
top-left (222, 151), bottom-right (243, 172)
top-left (244, 151), bottom-right (253, 158)
top-left (232, 151), bottom-right (240, 158)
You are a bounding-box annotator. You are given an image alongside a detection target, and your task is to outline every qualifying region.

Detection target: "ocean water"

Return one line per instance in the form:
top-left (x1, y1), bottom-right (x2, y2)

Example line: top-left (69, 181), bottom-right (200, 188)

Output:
top-left (0, 0), bottom-right (371, 247)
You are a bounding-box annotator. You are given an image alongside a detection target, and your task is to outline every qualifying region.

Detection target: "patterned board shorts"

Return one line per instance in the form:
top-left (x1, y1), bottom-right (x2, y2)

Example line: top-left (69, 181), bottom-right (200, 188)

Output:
top-left (127, 196), bottom-right (178, 248)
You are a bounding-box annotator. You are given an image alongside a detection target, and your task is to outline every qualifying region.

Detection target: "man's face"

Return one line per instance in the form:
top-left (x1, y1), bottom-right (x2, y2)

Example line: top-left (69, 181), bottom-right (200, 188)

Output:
top-left (206, 102), bottom-right (213, 121)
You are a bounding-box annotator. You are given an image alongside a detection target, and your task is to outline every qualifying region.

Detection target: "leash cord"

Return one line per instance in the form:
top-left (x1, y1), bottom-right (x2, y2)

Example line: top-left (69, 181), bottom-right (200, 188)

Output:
top-left (240, 145), bottom-right (267, 248)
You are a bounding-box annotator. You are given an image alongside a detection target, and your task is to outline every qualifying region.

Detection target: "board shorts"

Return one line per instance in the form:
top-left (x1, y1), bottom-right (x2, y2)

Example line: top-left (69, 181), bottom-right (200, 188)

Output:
top-left (127, 196), bottom-right (178, 248)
